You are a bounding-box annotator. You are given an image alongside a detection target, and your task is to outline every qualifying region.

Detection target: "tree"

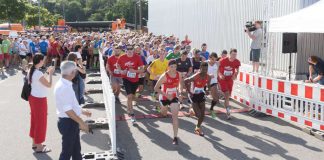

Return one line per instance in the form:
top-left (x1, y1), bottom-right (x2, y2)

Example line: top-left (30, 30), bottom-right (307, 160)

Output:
top-left (65, 0), bottom-right (86, 21)
top-left (25, 3), bottom-right (59, 27)
top-left (0, 0), bottom-right (26, 23)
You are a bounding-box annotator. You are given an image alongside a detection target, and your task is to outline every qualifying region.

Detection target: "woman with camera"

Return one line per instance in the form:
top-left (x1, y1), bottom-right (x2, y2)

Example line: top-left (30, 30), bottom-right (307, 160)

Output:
top-left (28, 53), bottom-right (54, 153)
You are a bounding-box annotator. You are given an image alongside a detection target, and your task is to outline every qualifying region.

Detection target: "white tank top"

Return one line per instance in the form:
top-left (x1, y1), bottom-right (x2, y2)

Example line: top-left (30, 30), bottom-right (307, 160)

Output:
top-left (208, 61), bottom-right (219, 84)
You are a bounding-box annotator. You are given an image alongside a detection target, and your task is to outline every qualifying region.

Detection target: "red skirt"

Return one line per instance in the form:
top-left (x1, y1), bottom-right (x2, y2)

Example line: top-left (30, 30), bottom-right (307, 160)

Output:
top-left (28, 95), bottom-right (48, 144)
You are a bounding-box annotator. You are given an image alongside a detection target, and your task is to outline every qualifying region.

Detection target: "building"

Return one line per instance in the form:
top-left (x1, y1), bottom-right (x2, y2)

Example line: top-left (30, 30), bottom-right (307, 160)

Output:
top-left (148, 0), bottom-right (324, 80)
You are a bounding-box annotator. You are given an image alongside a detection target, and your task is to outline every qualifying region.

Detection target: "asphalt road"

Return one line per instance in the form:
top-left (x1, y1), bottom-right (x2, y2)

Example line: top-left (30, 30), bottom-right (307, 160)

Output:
top-left (0, 68), bottom-right (323, 160)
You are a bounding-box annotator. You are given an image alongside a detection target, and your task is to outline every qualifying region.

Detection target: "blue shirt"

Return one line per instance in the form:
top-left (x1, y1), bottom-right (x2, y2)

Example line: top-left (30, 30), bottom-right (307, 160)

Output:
top-left (200, 51), bottom-right (210, 60)
top-left (166, 47), bottom-right (174, 52)
top-left (39, 41), bottom-right (48, 53)
top-left (29, 42), bottom-right (36, 54)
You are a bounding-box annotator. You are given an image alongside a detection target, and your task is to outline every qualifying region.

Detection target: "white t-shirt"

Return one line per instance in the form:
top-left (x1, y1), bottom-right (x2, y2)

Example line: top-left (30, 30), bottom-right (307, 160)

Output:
top-left (19, 43), bottom-right (27, 56)
top-left (31, 69), bottom-right (47, 98)
top-left (72, 52), bottom-right (82, 59)
top-left (146, 55), bottom-right (155, 64)
top-left (208, 61), bottom-right (219, 84)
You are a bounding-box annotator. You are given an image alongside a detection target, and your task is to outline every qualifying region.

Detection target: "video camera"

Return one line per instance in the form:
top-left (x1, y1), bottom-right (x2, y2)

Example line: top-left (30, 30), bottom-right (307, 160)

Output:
top-left (245, 21), bottom-right (257, 32)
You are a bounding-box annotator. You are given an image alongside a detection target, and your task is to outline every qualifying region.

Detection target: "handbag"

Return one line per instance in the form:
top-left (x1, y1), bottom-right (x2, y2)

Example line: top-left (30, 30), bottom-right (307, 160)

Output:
top-left (21, 76), bottom-right (31, 101)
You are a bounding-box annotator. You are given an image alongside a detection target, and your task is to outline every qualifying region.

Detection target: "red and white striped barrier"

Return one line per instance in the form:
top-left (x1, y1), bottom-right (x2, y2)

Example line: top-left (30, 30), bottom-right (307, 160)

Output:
top-left (232, 72), bottom-right (324, 131)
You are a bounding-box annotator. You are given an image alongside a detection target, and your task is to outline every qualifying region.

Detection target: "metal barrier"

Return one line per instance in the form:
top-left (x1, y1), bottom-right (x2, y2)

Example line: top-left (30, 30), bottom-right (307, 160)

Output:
top-left (232, 72), bottom-right (324, 131)
top-left (99, 53), bottom-right (117, 155)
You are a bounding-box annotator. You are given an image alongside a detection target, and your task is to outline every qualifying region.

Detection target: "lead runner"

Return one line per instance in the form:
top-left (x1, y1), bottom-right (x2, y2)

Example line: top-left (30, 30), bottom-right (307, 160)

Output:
top-left (154, 59), bottom-right (183, 145)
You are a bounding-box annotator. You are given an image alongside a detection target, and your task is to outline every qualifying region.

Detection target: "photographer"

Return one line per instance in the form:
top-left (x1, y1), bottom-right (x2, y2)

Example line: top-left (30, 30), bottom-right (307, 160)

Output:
top-left (305, 56), bottom-right (324, 85)
top-left (246, 21), bottom-right (262, 73)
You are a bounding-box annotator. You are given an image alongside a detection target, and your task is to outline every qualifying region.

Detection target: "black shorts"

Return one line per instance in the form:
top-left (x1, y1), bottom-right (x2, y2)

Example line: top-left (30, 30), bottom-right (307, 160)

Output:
top-left (19, 55), bottom-right (26, 59)
top-left (138, 78), bottom-right (145, 85)
top-left (123, 78), bottom-right (139, 95)
top-left (93, 54), bottom-right (99, 58)
top-left (210, 83), bottom-right (218, 88)
top-left (26, 53), bottom-right (32, 57)
top-left (152, 80), bottom-right (158, 87)
top-left (190, 92), bottom-right (206, 103)
top-left (160, 98), bottom-right (178, 106)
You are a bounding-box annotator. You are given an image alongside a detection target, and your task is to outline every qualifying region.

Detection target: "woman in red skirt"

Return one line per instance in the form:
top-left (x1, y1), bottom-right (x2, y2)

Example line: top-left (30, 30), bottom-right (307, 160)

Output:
top-left (28, 54), bottom-right (54, 153)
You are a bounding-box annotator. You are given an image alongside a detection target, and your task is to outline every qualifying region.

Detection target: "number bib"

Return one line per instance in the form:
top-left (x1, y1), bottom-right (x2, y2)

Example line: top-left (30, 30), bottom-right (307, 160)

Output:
top-left (127, 71), bottom-right (136, 78)
top-left (113, 69), bottom-right (120, 74)
top-left (166, 88), bottom-right (177, 98)
top-left (193, 87), bottom-right (204, 94)
top-left (224, 70), bottom-right (233, 76)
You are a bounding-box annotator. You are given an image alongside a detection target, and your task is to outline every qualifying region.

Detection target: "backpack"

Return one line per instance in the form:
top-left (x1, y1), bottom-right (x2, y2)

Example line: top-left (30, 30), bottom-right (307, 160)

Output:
top-left (21, 75), bottom-right (31, 101)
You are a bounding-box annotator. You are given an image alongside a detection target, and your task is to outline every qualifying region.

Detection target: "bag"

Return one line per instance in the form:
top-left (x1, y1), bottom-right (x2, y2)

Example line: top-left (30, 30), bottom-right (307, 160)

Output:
top-left (21, 77), bottom-right (31, 101)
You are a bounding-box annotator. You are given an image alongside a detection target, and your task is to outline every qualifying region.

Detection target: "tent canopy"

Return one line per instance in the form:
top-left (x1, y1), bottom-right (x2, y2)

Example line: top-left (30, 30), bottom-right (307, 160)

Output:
top-left (269, 0), bottom-right (324, 33)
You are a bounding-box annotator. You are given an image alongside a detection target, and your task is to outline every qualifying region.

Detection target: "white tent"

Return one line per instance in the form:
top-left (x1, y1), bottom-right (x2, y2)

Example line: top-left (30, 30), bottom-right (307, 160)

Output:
top-left (269, 0), bottom-right (324, 33)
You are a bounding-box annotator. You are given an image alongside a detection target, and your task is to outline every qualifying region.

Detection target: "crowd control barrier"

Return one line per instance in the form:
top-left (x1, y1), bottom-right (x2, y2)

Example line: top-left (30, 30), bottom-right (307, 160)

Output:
top-left (99, 53), bottom-right (117, 155)
top-left (232, 72), bottom-right (324, 131)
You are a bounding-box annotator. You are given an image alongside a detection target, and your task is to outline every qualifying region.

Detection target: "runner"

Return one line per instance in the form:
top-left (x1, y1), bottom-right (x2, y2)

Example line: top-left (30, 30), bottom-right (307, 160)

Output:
top-left (176, 50), bottom-right (192, 109)
top-left (200, 43), bottom-right (210, 61)
top-left (207, 52), bottom-right (220, 118)
top-left (218, 49), bottom-right (241, 119)
top-left (2, 35), bottom-right (11, 68)
top-left (154, 59), bottom-right (183, 145)
top-left (117, 45), bottom-right (144, 123)
top-left (134, 45), bottom-right (147, 98)
top-left (191, 49), bottom-right (202, 74)
top-left (147, 48), bottom-right (168, 108)
top-left (165, 45), bottom-right (181, 60)
top-left (184, 62), bottom-right (211, 136)
top-left (39, 37), bottom-right (49, 67)
top-left (106, 45), bottom-right (123, 102)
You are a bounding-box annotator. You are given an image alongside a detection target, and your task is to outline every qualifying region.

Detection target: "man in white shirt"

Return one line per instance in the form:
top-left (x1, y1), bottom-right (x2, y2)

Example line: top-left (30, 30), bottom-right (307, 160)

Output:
top-left (54, 61), bottom-right (92, 160)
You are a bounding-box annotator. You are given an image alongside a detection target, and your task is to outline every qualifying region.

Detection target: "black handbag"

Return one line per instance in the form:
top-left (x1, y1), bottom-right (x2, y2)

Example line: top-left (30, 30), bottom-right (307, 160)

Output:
top-left (21, 76), bottom-right (31, 101)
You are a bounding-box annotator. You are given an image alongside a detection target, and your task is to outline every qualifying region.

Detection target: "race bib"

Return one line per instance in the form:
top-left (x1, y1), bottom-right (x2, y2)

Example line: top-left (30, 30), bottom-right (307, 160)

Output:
top-left (224, 70), bottom-right (233, 76)
top-left (113, 69), bottom-right (120, 74)
top-left (127, 71), bottom-right (136, 78)
top-left (193, 87), bottom-right (204, 94)
top-left (166, 88), bottom-right (177, 97)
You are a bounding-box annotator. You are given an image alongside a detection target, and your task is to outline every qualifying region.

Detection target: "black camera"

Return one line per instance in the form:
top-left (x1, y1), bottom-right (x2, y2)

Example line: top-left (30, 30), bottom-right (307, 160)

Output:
top-left (245, 21), bottom-right (257, 32)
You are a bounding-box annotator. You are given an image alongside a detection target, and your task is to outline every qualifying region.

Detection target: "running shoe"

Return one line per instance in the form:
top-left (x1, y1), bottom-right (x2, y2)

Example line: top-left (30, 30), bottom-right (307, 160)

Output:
top-left (129, 114), bottom-right (136, 123)
top-left (210, 110), bottom-right (216, 119)
top-left (194, 127), bottom-right (205, 137)
top-left (226, 107), bottom-right (231, 120)
top-left (172, 137), bottom-right (178, 145)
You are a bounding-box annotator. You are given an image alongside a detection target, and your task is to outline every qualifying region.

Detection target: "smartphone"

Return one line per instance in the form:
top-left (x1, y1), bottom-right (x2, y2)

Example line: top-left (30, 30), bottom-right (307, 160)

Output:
top-left (51, 59), bottom-right (55, 66)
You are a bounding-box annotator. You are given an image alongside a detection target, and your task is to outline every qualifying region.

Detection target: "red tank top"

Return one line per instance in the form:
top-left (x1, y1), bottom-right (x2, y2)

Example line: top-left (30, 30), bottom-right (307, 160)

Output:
top-left (162, 72), bottom-right (180, 100)
top-left (192, 74), bottom-right (208, 94)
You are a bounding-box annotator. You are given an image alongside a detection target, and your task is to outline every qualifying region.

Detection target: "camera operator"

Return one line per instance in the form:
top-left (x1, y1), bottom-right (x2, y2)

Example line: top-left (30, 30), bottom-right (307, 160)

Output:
top-left (246, 21), bottom-right (262, 73)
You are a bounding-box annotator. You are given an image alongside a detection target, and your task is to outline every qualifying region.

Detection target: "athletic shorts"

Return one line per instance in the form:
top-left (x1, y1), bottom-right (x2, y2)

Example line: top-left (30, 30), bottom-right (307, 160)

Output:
top-left (26, 53), bottom-right (33, 57)
top-left (123, 78), bottom-right (139, 95)
top-left (190, 92), bottom-right (206, 103)
top-left (138, 78), bottom-right (145, 85)
top-left (218, 79), bottom-right (234, 93)
top-left (210, 83), bottom-right (218, 88)
top-left (3, 53), bottom-right (10, 59)
top-left (0, 54), bottom-right (4, 60)
top-left (19, 55), bottom-right (26, 59)
top-left (250, 49), bottom-right (261, 62)
top-left (152, 80), bottom-right (158, 88)
top-left (160, 98), bottom-right (178, 106)
top-left (111, 76), bottom-right (123, 85)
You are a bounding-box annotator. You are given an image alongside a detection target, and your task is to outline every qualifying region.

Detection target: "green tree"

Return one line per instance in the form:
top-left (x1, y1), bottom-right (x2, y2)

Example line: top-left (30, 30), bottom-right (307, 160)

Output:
top-left (0, 0), bottom-right (26, 23)
top-left (65, 0), bottom-right (86, 21)
top-left (25, 3), bottom-right (59, 27)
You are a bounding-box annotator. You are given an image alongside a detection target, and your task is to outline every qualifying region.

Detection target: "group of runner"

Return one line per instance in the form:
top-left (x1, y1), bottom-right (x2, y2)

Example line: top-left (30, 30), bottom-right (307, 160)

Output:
top-left (0, 32), bottom-right (103, 74)
top-left (7, 30), bottom-right (240, 145)
top-left (105, 31), bottom-right (241, 145)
